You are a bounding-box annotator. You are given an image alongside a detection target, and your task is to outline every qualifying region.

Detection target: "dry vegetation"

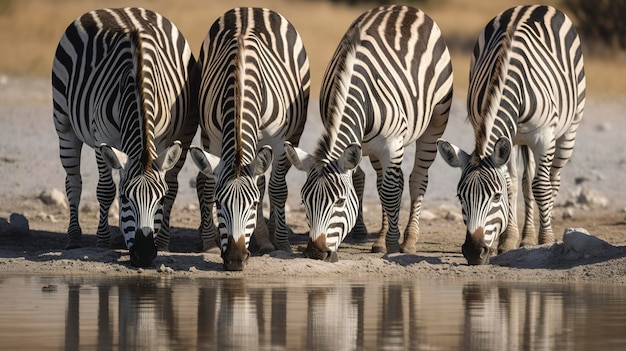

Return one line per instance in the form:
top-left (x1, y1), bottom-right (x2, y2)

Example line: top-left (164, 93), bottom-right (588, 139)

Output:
top-left (0, 0), bottom-right (624, 98)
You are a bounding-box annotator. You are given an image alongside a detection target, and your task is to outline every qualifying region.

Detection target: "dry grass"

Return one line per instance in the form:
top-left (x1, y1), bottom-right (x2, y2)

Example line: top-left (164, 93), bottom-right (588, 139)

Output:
top-left (0, 0), bottom-right (623, 98)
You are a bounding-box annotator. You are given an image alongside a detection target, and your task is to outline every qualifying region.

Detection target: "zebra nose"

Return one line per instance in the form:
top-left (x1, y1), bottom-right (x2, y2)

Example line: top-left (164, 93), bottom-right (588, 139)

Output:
top-left (303, 234), bottom-right (338, 262)
top-left (129, 228), bottom-right (157, 267)
top-left (222, 235), bottom-right (250, 271)
top-left (462, 227), bottom-right (490, 265)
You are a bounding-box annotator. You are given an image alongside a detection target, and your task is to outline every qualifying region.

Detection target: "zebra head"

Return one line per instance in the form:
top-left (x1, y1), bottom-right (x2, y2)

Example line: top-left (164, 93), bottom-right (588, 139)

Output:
top-left (190, 145), bottom-right (273, 271)
top-left (100, 141), bottom-right (182, 268)
top-left (437, 138), bottom-right (512, 265)
top-left (285, 141), bottom-right (361, 262)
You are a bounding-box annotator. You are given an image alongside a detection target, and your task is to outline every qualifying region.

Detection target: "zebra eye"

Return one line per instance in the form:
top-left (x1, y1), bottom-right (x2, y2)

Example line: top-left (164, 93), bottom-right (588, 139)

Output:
top-left (215, 202), bottom-right (222, 210)
top-left (335, 198), bottom-right (345, 207)
top-left (492, 193), bottom-right (502, 202)
top-left (120, 195), bottom-right (129, 204)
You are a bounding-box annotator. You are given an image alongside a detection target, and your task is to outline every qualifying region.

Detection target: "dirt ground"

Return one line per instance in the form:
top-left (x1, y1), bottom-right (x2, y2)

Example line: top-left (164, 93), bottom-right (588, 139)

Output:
top-left (1, 77), bottom-right (626, 284)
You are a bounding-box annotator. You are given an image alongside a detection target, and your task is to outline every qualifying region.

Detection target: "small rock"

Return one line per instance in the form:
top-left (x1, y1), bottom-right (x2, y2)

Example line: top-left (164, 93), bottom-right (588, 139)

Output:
top-left (35, 212), bottom-right (57, 223)
top-left (80, 202), bottom-right (99, 213)
top-left (137, 268), bottom-right (144, 274)
top-left (41, 284), bottom-right (58, 292)
top-left (576, 188), bottom-right (608, 208)
top-left (9, 213), bottom-right (30, 236)
top-left (183, 203), bottom-right (198, 212)
top-left (158, 264), bottom-right (174, 273)
top-left (420, 210), bottom-right (437, 221)
top-left (189, 266), bottom-right (197, 272)
top-left (39, 189), bottom-right (68, 209)
top-left (595, 122), bottom-right (611, 132)
top-left (444, 211), bottom-right (463, 222)
top-left (562, 207), bottom-right (574, 219)
top-left (563, 228), bottom-right (614, 255)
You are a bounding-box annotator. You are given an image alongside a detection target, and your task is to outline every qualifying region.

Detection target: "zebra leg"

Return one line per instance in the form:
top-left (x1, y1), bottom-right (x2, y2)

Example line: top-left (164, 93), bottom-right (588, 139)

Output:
top-left (372, 146), bottom-right (405, 254)
top-left (379, 165), bottom-right (404, 254)
top-left (267, 153), bottom-right (293, 253)
top-left (370, 157), bottom-right (389, 253)
top-left (402, 108), bottom-right (448, 253)
top-left (54, 115), bottom-right (83, 249)
top-left (254, 174), bottom-right (275, 254)
top-left (532, 141), bottom-right (557, 245)
top-left (196, 172), bottom-right (220, 252)
top-left (94, 150), bottom-right (115, 248)
top-left (520, 145), bottom-right (537, 246)
top-left (348, 166), bottom-right (368, 242)
top-left (498, 149), bottom-right (520, 253)
top-left (156, 157), bottom-right (184, 251)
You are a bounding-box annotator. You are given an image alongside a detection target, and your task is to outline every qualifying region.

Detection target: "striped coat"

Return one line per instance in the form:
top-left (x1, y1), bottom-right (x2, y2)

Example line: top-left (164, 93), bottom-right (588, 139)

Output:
top-left (52, 8), bottom-right (198, 267)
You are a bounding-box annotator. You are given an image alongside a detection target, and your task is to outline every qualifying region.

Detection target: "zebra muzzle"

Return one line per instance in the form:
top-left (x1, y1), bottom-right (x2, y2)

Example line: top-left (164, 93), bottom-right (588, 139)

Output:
top-left (462, 227), bottom-right (491, 265)
top-left (129, 228), bottom-right (157, 268)
top-left (222, 235), bottom-right (250, 271)
top-left (303, 234), bottom-right (338, 263)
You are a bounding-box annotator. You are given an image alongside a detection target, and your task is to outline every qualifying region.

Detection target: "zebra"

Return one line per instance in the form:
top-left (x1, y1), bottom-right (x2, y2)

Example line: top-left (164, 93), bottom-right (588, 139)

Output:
top-left (189, 7), bottom-right (310, 271)
top-left (285, 5), bottom-right (453, 261)
top-left (437, 5), bottom-right (586, 265)
top-left (52, 8), bottom-right (198, 267)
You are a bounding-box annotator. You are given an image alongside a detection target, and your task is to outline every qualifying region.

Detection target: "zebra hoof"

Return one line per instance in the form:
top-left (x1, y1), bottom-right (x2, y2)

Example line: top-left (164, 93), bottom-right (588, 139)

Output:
top-left (65, 241), bottom-right (81, 250)
top-left (256, 242), bottom-right (275, 255)
top-left (400, 244), bottom-right (417, 254)
top-left (371, 244), bottom-right (387, 254)
top-left (520, 239), bottom-right (537, 247)
top-left (325, 250), bottom-right (339, 263)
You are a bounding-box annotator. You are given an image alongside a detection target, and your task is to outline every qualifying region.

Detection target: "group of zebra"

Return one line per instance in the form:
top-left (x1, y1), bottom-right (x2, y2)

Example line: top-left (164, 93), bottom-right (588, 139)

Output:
top-left (52, 5), bottom-right (585, 269)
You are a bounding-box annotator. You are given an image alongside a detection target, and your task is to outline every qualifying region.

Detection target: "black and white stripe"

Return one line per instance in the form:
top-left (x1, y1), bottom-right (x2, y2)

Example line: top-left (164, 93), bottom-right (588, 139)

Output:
top-left (52, 7), bottom-right (198, 267)
top-left (437, 5), bottom-right (586, 264)
top-left (190, 7), bottom-right (310, 270)
top-left (285, 5), bottom-right (453, 260)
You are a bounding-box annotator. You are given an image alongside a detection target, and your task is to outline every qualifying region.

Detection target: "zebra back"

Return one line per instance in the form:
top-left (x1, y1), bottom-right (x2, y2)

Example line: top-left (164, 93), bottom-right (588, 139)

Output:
top-left (467, 5), bottom-right (585, 158)
top-left (315, 5), bottom-right (453, 163)
top-left (198, 7), bottom-right (310, 166)
top-left (53, 7), bottom-right (196, 168)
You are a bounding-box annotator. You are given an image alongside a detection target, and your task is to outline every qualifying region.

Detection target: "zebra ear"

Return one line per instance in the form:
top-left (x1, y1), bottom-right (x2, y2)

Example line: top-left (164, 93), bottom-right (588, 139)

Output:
top-left (437, 139), bottom-right (470, 168)
top-left (339, 144), bottom-right (362, 172)
top-left (492, 137), bottom-right (511, 167)
top-left (284, 141), bottom-right (313, 172)
top-left (253, 145), bottom-right (273, 177)
top-left (190, 146), bottom-right (220, 176)
top-left (155, 141), bottom-right (182, 172)
top-left (100, 144), bottom-right (128, 170)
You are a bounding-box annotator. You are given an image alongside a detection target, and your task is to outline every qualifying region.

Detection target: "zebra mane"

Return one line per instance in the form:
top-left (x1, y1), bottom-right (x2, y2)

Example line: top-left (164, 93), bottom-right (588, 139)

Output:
top-left (315, 23), bottom-right (360, 165)
top-left (473, 29), bottom-right (513, 158)
top-left (130, 30), bottom-right (156, 171)
top-left (233, 35), bottom-right (246, 178)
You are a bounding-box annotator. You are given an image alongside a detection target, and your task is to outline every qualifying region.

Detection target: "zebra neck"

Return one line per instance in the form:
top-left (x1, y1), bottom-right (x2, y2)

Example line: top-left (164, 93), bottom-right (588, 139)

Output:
top-left (470, 28), bottom-right (520, 158)
top-left (314, 126), bottom-right (363, 164)
top-left (130, 30), bottom-right (158, 171)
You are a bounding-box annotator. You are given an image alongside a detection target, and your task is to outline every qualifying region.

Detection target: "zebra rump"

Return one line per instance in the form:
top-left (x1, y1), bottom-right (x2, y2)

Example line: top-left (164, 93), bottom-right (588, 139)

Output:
top-left (52, 8), bottom-right (198, 267)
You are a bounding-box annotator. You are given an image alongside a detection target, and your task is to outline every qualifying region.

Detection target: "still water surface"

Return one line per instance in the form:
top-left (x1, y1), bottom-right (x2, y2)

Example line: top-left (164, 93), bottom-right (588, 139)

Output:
top-left (0, 276), bottom-right (624, 350)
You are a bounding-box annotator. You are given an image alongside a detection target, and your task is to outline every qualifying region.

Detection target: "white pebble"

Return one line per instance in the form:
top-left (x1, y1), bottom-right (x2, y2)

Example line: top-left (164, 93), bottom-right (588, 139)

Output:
top-left (39, 189), bottom-right (68, 209)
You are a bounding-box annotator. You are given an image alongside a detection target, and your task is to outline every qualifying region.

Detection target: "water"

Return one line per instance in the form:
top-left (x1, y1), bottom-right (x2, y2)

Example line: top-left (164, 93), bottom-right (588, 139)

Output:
top-left (0, 276), bottom-right (625, 351)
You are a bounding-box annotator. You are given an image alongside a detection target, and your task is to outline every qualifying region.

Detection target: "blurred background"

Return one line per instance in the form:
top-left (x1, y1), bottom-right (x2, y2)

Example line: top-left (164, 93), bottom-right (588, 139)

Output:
top-left (0, 0), bottom-right (624, 100)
